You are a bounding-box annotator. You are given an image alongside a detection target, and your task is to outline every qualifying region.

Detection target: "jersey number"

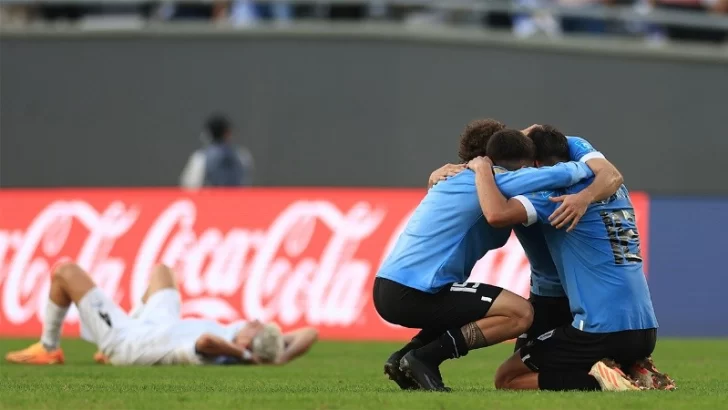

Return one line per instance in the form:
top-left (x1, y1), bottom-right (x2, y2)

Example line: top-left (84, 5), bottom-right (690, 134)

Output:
top-left (599, 210), bottom-right (643, 265)
top-left (450, 282), bottom-right (479, 293)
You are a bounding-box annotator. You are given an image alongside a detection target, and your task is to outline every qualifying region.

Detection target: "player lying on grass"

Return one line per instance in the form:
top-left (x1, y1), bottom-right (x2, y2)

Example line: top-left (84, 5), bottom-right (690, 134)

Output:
top-left (6, 263), bottom-right (318, 366)
top-left (428, 125), bottom-right (624, 357)
top-left (374, 121), bottom-right (597, 391)
top-left (468, 127), bottom-right (674, 391)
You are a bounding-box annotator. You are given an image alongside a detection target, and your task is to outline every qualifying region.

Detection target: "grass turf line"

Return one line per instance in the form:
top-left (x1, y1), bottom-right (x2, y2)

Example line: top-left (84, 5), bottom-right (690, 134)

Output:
top-left (1, 338), bottom-right (727, 409)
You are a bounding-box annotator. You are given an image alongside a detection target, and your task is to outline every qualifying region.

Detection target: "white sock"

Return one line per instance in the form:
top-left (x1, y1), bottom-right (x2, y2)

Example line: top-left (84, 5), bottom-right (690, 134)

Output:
top-left (40, 300), bottom-right (69, 351)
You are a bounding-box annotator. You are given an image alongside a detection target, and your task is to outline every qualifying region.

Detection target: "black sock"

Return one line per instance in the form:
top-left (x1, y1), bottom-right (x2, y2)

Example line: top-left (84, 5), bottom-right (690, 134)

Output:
top-left (538, 372), bottom-right (601, 391)
top-left (397, 340), bottom-right (424, 356)
top-left (397, 329), bottom-right (441, 356)
top-left (414, 329), bottom-right (469, 365)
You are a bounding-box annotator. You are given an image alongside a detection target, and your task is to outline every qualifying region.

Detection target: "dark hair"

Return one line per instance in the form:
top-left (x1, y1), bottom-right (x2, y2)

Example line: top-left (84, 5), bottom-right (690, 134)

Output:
top-left (486, 129), bottom-right (536, 171)
top-left (526, 125), bottom-right (569, 166)
top-left (458, 119), bottom-right (506, 162)
top-left (205, 114), bottom-right (232, 143)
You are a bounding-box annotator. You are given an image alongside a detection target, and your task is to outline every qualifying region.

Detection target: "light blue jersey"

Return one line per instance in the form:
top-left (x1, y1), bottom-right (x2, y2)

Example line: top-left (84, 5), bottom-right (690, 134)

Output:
top-left (514, 136), bottom-right (605, 297)
top-left (377, 162), bottom-right (593, 293)
top-left (516, 184), bottom-right (658, 333)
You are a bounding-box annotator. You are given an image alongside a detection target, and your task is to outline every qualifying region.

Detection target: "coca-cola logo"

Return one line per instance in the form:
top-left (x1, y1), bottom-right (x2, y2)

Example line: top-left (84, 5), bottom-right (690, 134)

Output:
top-left (1, 200), bottom-right (136, 325)
top-left (131, 199), bottom-right (386, 326)
top-left (0, 193), bottom-right (533, 338)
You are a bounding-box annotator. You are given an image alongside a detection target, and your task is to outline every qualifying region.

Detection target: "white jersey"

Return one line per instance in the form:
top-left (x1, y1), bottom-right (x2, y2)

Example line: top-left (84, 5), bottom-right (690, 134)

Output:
top-left (109, 319), bottom-right (247, 366)
top-left (77, 287), bottom-right (248, 366)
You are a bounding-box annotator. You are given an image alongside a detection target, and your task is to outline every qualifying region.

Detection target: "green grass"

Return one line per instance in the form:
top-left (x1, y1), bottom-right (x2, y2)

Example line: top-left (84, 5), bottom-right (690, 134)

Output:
top-left (1, 339), bottom-right (727, 410)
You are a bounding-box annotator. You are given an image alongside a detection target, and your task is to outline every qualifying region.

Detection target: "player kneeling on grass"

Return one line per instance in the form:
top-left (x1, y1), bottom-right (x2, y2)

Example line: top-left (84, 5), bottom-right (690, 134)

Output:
top-left (6, 263), bottom-right (318, 366)
top-left (468, 127), bottom-right (674, 391)
top-left (374, 122), bottom-right (597, 392)
top-left (429, 126), bottom-right (626, 361)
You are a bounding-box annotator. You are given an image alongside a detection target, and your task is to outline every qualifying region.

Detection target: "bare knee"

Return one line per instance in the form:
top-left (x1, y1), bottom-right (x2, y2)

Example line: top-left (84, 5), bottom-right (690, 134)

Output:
top-left (494, 354), bottom-right (533, 390)
top-left (52, 262), bottom-right (95, 303)
top-left (150, 264), bottom-right (177, 287)
top-left (493, 290), bottom-right (534, 334)
top-left (142, 264), bottom-right (178, 303)
top-left (53, 262), bottom-right (88, 284)
top-left (494, 363), bottom-right (516, 390)
top-left (514, 300), bottom-right (534, 335)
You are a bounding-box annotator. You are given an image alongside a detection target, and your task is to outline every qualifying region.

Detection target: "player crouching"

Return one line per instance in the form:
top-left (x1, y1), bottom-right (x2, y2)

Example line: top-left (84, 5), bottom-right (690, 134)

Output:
top-left (6, 263), bottom-right (318, 366)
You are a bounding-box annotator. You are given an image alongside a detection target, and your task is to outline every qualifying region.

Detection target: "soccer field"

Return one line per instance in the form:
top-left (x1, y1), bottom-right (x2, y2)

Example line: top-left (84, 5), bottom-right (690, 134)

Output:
top-left (2, 339), bottom-right (727, 410)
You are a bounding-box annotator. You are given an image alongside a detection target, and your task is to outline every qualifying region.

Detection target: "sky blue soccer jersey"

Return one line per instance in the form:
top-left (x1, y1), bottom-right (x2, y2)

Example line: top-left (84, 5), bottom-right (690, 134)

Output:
top-left (514, 136), bottom-right (605, 297)
top-left (515, 184), bottom-right (659, 333)
top-left (377, 161), bottom-right (593, 293)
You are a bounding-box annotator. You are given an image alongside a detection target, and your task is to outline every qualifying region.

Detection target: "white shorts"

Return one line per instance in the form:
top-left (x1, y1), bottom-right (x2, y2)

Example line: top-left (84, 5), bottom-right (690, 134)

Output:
top-left (78, 288), bottom-right (182, 360)
top-left (135, 289), bottom-right (181, 325)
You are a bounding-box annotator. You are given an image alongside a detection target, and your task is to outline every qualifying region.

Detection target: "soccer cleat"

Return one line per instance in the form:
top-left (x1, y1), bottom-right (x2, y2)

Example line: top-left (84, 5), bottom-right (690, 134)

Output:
top-left (399, 351), bottom-right (451, 392)
top-left (93, 351), bottom-right (110, 365)
top-left (588, 359), bottom-right (640, 391)
top-left (384, 351), bottom-right (420, 390)
top-left (5, 342), bottom-right (65, 365)
top-left (629, 357), bottom-right (677, 391)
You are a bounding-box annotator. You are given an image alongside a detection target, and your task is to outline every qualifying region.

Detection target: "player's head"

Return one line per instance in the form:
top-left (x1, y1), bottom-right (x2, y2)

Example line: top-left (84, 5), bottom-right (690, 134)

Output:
top-left (458, 119), bottom-right (507, 162)
top-left (525, 125), bottom-right (569, 166)
top-left (204, 114), bottom-right (233, 144)
top-left (233, 320), bottom-right (285, 363)
top-left (486, 129), bottom-right (536, 171)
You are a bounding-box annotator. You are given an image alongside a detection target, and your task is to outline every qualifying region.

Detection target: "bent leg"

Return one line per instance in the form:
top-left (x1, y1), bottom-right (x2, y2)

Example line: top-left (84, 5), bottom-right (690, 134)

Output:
top-left (474, 288), bottom-right (534, 346)
top-left (126, 264), bottom-right (180, 322)
top-left (401, 283), bottom-right (533, 391)
top-left (515, 294), bottom-right (572, 352)
top-left (495, 352), bottom-right (539, 390)
top-left (141, 264), bottom-right (178, 303)
top-left (6, 262), bottom-right (101, 364)
top-left (373, 278), bottom-right (443, 390)
top-left (499, 326), bottom-right (616, 391)
top-left (412, 286), bottom-right (533, 365)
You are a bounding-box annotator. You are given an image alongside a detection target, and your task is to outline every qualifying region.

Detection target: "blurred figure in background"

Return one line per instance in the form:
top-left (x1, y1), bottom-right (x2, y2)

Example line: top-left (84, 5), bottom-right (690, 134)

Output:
top-left (179, 114), bottom-right (255, 189)
top-left (651, 0), bottom-right (728, 43)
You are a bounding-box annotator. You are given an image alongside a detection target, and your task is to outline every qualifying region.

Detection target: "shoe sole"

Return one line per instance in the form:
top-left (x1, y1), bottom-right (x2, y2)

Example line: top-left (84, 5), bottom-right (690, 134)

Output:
top-left (589, 362), bottom-right (639, 391)
top-left (400, 355), bottom-right (451, 392)
top-left (384, 362), bottom-right (419, 390)
top-left (651, 372), bottom-right (677, 391)
top-left (6, 358), bottom-right (63, 365)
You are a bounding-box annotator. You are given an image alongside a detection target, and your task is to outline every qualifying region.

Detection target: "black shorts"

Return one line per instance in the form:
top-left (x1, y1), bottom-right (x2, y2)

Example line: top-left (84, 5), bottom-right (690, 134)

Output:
top-left (520, 325), bottom-right (657, 372)
top-left (373, 277), bottom-right (503, 331)
top-left (514, 293), bottom-right (573, 352)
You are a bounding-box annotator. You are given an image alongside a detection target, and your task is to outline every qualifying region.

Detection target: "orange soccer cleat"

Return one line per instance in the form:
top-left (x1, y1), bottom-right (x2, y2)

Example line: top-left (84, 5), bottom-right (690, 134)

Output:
top-left (629, 357), bottom-right (677, 391)
top-left (5, 342), bottom-right (65, 365)
top-left (589, 359), bottom-right (640, 391)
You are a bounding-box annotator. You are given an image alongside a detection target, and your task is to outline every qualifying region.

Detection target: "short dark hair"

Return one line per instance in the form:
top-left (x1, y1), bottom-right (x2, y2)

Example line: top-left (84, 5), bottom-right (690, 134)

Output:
top-left (205, 114), bottom-right (232, 143)
top-left (526, 125), bottom-right (569, 166)
top-left (458, 119), bottom-right (506, 162)
top-left (486, 129), bottom-right (536, 171)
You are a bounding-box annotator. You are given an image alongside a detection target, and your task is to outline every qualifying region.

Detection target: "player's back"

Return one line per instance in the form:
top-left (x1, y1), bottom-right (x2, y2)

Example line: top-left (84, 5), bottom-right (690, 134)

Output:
top-left (513, 225), bottom-right (564, 297)
top-left (512, 135), bottom-right (605, 298)
top-left (377, 171), bottom-right (511, 293)
top-left (111, 318), bottom-right (241, 365)
top-left (541, 184), bottom-right (658, 333)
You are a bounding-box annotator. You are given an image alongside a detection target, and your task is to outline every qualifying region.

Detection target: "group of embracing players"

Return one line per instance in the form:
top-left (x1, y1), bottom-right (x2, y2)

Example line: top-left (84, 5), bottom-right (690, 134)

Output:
top-left (374, 120), bottom-right (676, 392)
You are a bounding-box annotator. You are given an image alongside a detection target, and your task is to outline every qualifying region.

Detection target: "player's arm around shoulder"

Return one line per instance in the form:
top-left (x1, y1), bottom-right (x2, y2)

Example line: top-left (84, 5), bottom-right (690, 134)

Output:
top-left (550, 137), bottom-right (624, 231)
top-left (567, 136), bottom-right (623, 201)
top-left (427, 163), bottom-right (466, 189)
top-left (468, 156), bottom-right (532, 228)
